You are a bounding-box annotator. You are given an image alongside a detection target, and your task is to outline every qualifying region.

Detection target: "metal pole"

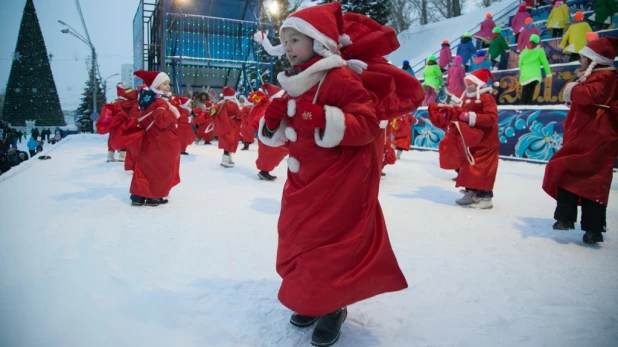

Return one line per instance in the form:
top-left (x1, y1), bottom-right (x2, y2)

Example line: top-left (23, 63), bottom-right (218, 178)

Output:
top-left (92, 48), bottom-right (97, 133)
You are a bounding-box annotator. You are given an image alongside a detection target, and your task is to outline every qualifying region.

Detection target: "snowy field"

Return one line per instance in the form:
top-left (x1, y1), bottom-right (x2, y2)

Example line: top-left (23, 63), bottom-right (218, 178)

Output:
top-left (1, 134), bottom-right (617, 347)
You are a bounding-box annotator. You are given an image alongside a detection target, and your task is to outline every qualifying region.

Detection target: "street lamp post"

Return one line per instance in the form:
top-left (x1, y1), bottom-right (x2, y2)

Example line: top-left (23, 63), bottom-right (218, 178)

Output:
top-left (102, 73), bottom-right (120, 100)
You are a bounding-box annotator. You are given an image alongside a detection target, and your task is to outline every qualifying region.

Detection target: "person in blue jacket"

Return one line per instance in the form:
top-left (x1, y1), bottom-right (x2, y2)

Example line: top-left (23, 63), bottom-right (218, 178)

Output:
top-left (402, 60), bottom-right (414, 74)
top-left (457, 32), bottom-right (477, 72)
top-left (471, 50), bottom-right (492, 71)
top-left (27, 136), bottom-right (37, 157)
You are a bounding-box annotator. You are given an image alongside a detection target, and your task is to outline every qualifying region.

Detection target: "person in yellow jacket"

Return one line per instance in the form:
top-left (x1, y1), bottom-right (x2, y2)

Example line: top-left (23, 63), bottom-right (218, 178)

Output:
top-left (547, 1), bottom-right (570, 38)
top-left (560, 12), bottom-right (593, 62)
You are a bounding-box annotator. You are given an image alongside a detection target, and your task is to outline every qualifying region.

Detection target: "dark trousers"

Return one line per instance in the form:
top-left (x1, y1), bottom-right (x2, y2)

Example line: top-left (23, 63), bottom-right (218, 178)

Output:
top-left (554, 188), bottom-right (606, 232)
top-left (29, 150), bottom-right (36, 157)
top-left (551, 29), bottom-right (563, 38)
top-left (569, 53), bottom-right (580, 62)
top-left (520, 81), bottom-right (539, 104)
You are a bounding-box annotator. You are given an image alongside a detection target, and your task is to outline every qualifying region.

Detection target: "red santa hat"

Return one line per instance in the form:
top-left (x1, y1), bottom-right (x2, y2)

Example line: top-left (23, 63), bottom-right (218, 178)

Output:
top-left (259, 83), bottom-right (285, 99)
top-left (464, 68), bottom-right (499, 103)
top-left (133, 70), bottom-right (170, 90)
top-left (578, 37), bottom-right (618, 81)
top-left (116, 83), bottom-right (137, 101)
top-left (253, 2), bottom-right (346, 57)
top-left (176, 96), bottom-right (192, 110)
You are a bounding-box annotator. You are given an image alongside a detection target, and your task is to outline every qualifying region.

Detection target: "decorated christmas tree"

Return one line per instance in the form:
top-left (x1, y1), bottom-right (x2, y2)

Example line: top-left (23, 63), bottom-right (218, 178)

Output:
top-left (1, 0), bottom-right (65, 127)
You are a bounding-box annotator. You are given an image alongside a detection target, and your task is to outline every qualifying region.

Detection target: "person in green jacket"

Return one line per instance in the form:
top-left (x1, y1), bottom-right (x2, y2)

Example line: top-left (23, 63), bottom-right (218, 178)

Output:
top-left (518, 34), bottom-right (552, 104)
top-left (422, 55), bottom-right (445, 106)
top-left (488, 27), bottom-right (510, 71)
top-left (547, 1), bottom-right (570, 38)
top-left (589, 0), bottom-right (618, 31)
top-left (560, 12), bottom-right (593, 62)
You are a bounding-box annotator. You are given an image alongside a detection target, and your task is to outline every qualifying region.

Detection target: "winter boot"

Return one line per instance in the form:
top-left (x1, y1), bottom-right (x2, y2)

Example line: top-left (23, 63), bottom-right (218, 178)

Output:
top-left (552, 220), bottom-right (575, 230)
top-left (381, 172), bottom-right (386, 176)
top-left (241, 143), bottom-right (250, 151)
top-left (204, 141), bottom-right (212, 145)
top-left (221, 154), bottom-right (234, 168)
top-left (470, 197), bottom-right (493, 209)
top-left (130, 195), bottom-right (145, 206)
top-left (118, 150), bottom-right (126, 161)
top-left (258, 170), bottom-right (277, 181)
top-left (456, 190), bottom-right (477, 205)
top-left (396, 149), bottom-right (402, 160)
top-left (144, 198), bottom-right (162, 207)
top-left (106, 151), bottom-right (116, 162)
top-left (290, 313), bottom-right (319, 328)
top-left (228, 153), bottom-right (235, 165)
top-left (311, 307), bottom-right (347, 347)
top-left (583, 231), bottom-right (604, 244)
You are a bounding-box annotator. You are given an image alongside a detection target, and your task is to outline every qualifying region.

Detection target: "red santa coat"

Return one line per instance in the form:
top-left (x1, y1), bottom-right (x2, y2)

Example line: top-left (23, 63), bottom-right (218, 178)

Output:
top-left (193, 102), bottom-right (214, 142)
top-left (391, 114), bottom-right (417, 151)
top-left (240, 105), bottom-right (255, 143)
top-left (383, 121), bottom-right (397, 168)
top-left (543, 69), bottom-right (618, 205)
top-left (177, 105), bottom-right (196, 152)
top-left (455, 93), bottom-right (500, 191)
top-left (130, 98), bottom-right (181, 198)
top-left (259, 55), bottom-right (407, 316)
top-left (249, 101), bottom-right (289, 172)
top-left (213, 100), bottom-right (242, 153)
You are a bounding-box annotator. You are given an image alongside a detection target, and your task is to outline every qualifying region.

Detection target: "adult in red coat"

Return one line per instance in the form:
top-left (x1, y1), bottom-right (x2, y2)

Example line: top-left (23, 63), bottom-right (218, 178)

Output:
top-left (543, 37), bottom-right (618, 244)
top-left (454, 68), bottom-right (500, 209)
top-left (129, 70), bottom-right (181, 207)
top-left (392, 113), bottom-right (417, 159)
top-left (214, 86), bottom-right (242, 168)
top-left (249, 84), bottom-right (289, 181)
top-left (175, 96), bottom-right (196, 155)
top-left (239, 98), bottom-right (255, 151)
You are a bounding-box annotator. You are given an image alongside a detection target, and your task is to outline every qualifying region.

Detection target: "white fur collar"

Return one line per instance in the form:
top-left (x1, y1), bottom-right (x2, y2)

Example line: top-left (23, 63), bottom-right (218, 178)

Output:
top-left (466, 87), bottom-right (493, 98)
top-left (278, 55), bottom-right (346, 97)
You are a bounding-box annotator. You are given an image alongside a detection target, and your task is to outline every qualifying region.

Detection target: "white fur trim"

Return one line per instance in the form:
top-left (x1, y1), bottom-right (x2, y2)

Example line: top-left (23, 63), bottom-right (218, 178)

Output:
top-left (258, 117), bottom-right (288, 147)
top-left (339, 34), bottom-right (352, 47)
top-left (465, 99), bottom-right (471, 104)
top-left (253, 31), bottom-right (285, 56)
top-left (379, 120), bottom-right (388, 129)
top-left (151, 72), bottom-right (170, 89)
top-left (278, 55), bottom-right (346, 97)
top-left (164, 99), bottom-right (181, 119)
top-left (520, 78), bottom-right (541, 86)
top-left (281, 16), bottom-right (339, 54)
top-left (465, 74), bottom-right (488, 88)
top-left (563, 82), bottom-right (577, 104)
top-left (253, 31), bottom-right (264, 44)
top-left (269, 89), bottom-right (286, 101)
top-left (493, 81), bottom-right (500, 87)
top-left (287, 99), bottom-right (296, 117)
top-left (285, 127), bottom-right (298, 142)
top-left (468, 112), bottom-right (477, 127)
top-left (314, 105), bottom-right (345, 148)
top-left (287, 157), bottom-right (300, 173)
top-left (579, 46), bottom-right (613, 66)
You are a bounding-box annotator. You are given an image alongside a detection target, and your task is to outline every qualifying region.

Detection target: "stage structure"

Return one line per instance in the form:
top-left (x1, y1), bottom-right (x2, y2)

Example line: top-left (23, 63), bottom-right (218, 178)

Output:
top-left (133, 0), bottom-right (275, 96)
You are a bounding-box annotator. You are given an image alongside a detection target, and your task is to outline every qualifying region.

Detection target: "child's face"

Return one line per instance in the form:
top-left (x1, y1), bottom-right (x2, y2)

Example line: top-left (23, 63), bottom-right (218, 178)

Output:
top-left (580, 56), bottom-right (590, 70)
top-left (281, 28), bottom-right (315, 65)
top-left (466, 81), bottom-right (477, 93)
top-left (157, 80), bottom-right (171, 94)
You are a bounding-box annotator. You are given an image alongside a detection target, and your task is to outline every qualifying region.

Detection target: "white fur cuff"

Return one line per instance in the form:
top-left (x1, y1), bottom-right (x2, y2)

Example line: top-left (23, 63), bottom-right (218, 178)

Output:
top-left (379, 120), bottom-right (388, 129)
top-left (288, 157), bottom-right (300, 173)
top-left (258, 117), bottom-right (288, 147)
top-left (314, 106), bottom-right (346, 148)
top-left (563, 82), bottom-right (577, 104)
top-left (468, 112), bottom-right (477, 127)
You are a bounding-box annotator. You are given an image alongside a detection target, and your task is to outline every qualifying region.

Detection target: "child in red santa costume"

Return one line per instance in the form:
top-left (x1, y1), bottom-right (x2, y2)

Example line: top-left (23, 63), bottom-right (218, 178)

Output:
top-left (248, 83), bottom-right (289, 181)
top-left (239, 95), bottom-right (255, 151)
top-left (391, 113), bottom-right (418, 160)
top-left (98, 83), bottom-right (138, 162)
top-left (193, 92), bottom-right (214, 144)
top-left (175, 96), bottom-right (196, 155)
top-left (254, 3), bottom-right (408, 346)
top-left (212, 86), bottom-right (242, 168)
top-left (543, 37), bottom-right (618, 244)
top-left (129, 70), bottom-right (181, 207)
top-left (453, 68), bottom-right (500, 209)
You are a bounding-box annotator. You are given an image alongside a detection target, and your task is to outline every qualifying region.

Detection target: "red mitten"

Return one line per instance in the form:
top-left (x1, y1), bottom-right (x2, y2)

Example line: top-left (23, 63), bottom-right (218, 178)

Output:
top-left (264, 97), bottom-right (287, 130)
top-left (458, 112), bottom-right (470, 123)
top-left (294, 102), bottom-right (326, 129)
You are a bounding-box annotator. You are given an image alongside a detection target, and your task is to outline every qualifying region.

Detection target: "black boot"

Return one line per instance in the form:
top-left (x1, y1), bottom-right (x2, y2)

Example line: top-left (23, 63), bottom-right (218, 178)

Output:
top-left (290, 312), bottom-right (319, 328)
top-left (552, 220), bottom-right (575, 230)
top-left (583, 231), bottom-right (604, 244)
top-left (258, 171), bottom-right (277, 181)
top-left (311, 307), bottom-right (347, 347)
top-left (181, 151), bottom-right (189, 155)
top-left (381, 172), bottom-right (386, 177)
top-left (204, 141), bottom-right (211, 145)
top-left (144, 198), bottom-right (164, 206)
top-left (241, 143), bottom-right (250, 151)
top-left (130, 195), bottom-right (145, 206)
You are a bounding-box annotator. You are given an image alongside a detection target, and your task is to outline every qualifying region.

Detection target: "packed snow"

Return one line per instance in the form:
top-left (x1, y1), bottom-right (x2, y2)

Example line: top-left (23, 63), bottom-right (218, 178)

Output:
top-left (1, 134), bottom-right (617, 347)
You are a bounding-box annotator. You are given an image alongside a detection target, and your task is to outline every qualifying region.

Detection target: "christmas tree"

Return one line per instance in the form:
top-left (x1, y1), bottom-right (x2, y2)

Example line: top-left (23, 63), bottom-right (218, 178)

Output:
top-left (1, 0), bottom-right (65, 127)
top-left (74, 66), bottom-right (105, 133)
top-left (312, 0), bottom-right (392, 25)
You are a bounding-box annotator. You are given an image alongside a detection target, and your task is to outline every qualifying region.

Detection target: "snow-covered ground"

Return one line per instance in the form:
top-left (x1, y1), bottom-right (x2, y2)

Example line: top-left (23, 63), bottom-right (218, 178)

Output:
top-left (1, 134), bottom-right (617, 347)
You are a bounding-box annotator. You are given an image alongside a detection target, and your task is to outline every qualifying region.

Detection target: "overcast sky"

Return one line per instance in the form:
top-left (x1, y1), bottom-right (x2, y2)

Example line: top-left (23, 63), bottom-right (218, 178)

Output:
top-left (0, 0), bottom-right (141, 110)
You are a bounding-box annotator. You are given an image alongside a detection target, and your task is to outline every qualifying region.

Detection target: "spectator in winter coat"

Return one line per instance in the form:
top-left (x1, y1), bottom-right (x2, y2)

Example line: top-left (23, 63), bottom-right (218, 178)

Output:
top-left (6, 148), bottom-right (22, 167)
top-left (518, 34), bottom-right (551, 104)
top-left (560, 12), bottom-right (593, 61)
top-left (422, 55), bottom-right (445, 106)
top-left (457, 32), bottom-right (477, 72)
top-left (27, 136), bottom-right (37, 157)
top-left (447, 56), bottom-right (467, 98)
top-left (489, 27), bottom-right (510, 70)
top-left (547, 1), bottom-right (570, 38)
top-left (31, 128), bottom-right (39, 141)
top-left (402, 60), bottom-right (414, 75)
top-left (0, 154), bottom-right (10, 175)
top-left (471, 50), bottom-right (492, 72)
top-left (525, 0), bottom-right (538, 13)
top-left (439, 40), bottom-right (453, 72)
top-left (476, 13), bottom-right (497, 48)
top-left (512, 4), bottom-right (532, 44)
top-left (589, 0), bottom-right (618, 31)
top-left (517, 17), bottom-right (541, 52)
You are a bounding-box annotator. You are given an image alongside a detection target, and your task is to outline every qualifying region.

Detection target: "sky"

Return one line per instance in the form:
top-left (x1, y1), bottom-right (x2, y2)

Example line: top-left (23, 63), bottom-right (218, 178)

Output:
top-left (0, 0), bottom-right (141, 111)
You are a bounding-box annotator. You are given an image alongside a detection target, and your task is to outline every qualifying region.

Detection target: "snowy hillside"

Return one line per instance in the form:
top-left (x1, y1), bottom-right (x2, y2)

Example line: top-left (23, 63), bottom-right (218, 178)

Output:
top-left (389, 0), bottom-right (516, 68)
top-left (1, 135), bottom-right (617, 347)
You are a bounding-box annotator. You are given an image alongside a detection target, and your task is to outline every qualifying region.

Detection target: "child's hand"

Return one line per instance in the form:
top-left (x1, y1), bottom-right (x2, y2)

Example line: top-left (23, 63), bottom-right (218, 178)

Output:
top-left (458, 112), bottom-right (470, 123)
top-left (294, 102), bottom-right (326, 129)
top-left (264, 97), bottom-right (287, 130)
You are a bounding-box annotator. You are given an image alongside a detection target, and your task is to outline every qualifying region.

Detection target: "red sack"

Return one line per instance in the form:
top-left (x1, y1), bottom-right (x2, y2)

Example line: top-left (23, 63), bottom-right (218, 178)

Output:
top-left (439, 130), bottom-right (461, 170)
top-left (96, 103), bottom-right (117, 135)
top-left (428, 103), bottom-right (462, 130)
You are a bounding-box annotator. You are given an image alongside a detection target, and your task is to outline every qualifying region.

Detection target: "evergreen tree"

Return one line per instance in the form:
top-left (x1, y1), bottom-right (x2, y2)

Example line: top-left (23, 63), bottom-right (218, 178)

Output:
top-left (312, 0), bottom-right (391, 25)
top-left (1, 0), bottom-right (65, 127)
top-left (74, 67), bottom-right (105, 133)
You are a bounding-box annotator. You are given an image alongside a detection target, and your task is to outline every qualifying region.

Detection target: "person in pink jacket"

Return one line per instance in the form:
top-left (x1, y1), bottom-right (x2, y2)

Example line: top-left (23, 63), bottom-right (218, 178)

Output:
top-left (439, 40), bottom-right (453, 72)
top-left (476, 13), bottom-right (497, 48)
top-left (517, 17), bottom-right (541, 52)
top-left (447, 56), bottom-right (466, 99)
top-left (511, 4), bottom-right (532, 45)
